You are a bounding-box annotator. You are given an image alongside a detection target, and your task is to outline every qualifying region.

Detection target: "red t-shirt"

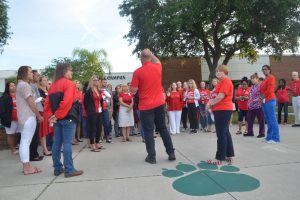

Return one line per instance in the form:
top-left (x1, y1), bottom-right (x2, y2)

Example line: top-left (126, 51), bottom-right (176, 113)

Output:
top-left (290, 80), bottom-right (300, 96)
top-left (119, 92), bottom-right (133, 105)
top-left (236, 87), bottom-right (250, 110)
top-left (166, 91), bottom-right (183, 111)
top-left (186, 89), bottom-right (195, 104)
top-left (93, 91), bottom-right (102, 113)
top-left (210, 88), bottom-right (218, 100)
top-left (276, 87), bottom-right (289, 103)
top-left (131, 61), bottom-right (165, 110)
top-left (198, 89), bottom-right (210, 104)
top-left (177, 88), bottom-right (183, 95)
top-left (212, 77), bottom-right (233, 111)
top-left (260, 75), bottom-right (276, 102)
top-left (11, 94), bottom-right (18, 121)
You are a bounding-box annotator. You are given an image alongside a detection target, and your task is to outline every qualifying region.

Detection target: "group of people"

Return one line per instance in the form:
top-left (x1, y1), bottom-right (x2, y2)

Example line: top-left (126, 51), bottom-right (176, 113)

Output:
top-left (1, 47), bottom-right (300, 175)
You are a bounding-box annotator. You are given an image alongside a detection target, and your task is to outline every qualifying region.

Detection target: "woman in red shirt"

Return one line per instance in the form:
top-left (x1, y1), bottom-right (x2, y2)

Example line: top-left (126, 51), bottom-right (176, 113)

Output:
top-left (166, 82), bottom-right (183, 134)
top-left (198, 81), bottom-right (210, 132)
top-left (260, 65), bottom-right (280, 143)
top-left (276, 79), bottom-right (289, 125)
top-left (206, 65), bottom-right (234, 165)
top-left (119, 84), bottom-right (134, 142)
top-left (184, 79), bottom-right (200, 133)
top-left (0, 82), bottom-right (20, 154)
top-left (83, 75), bottom-right (104, 152)
top-left (235, 77), bottom-right (250, 135)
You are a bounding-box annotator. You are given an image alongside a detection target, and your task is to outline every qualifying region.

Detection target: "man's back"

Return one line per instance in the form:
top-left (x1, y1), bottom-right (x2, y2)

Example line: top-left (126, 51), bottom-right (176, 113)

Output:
top-left (132, 61), bottom-right (164, 111)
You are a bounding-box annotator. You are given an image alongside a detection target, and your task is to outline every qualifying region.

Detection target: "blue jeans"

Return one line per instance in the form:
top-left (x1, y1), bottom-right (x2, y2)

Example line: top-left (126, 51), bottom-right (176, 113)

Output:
top-left (136, 110), bottom-right (144, 140)
top-left (52, 120), bottom-right (76, 175)
top-left (140, 105), bottom-right (174, 158)
top-left (102, 109), bottom-right (111, 138)
top-left (199, 104), bottom-right (208, 129)
top-left (82, 116), bottom-right (88, 138)
top-left (262, 99), bottom-right (280, 142)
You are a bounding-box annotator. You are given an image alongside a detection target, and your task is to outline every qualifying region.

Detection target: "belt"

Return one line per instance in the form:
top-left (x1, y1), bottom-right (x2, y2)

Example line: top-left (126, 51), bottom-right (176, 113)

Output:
top-left (292, 95), bottom-right (300, 97)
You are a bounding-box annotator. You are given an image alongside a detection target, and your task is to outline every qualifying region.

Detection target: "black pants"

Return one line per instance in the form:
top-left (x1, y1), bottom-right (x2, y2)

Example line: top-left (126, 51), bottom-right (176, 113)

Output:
top-left (87, 113), bottom-right (102, 144)
top-left (140, 105), bottom-right (174, 158)
top-left (112, 111), bottom-right (120, 137)
top-left (278, 102), bottom-right (288, 123)
top-left (214, 110), bottom-right (234, 161)
top-left (30, 123), bottom-right (40, 159)
top-left (187, 103), bottom-right (199, 130)
top-left (181, 107), bottom-right (188, 129)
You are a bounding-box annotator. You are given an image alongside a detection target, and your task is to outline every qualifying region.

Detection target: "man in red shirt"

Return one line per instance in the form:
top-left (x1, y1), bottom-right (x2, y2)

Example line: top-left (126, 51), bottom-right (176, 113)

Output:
top-left (290, 72), bottom-right (300, 127)
top-left (131, 48), bottom-right (176, 164)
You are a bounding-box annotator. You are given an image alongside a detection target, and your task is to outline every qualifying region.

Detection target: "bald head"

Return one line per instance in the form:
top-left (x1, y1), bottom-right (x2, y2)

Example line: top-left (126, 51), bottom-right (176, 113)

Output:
top-left (292, 71), bottom-right (299, 80)
top-left (141, 49), bottom-right (152, 63)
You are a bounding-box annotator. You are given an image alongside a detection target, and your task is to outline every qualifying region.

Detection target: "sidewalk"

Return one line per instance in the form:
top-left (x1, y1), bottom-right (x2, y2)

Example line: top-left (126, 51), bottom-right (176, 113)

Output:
top-left (0, 124), bottom-right (299, 200)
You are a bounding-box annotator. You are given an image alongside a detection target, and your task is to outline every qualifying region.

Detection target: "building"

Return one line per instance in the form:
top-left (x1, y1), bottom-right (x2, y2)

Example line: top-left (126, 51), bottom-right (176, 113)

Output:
top-left (0, 55), bottom-right (299, 93)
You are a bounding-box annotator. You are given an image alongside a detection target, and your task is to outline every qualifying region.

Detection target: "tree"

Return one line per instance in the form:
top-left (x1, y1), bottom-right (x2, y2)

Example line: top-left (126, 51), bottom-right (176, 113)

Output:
top-left (42, 48), bottom-right (112, 83)
top-left (43, 57), bottom-right (73, 80)
top-left (72, 48), bottom-right (112, 82)
top-left (119, 0), bottom-right (300, 82)
top-left (0, 0), bottom-right (11, 54)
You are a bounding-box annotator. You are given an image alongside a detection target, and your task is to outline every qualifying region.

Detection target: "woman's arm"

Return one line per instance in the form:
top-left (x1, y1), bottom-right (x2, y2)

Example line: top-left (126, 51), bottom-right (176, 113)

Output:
top-left (118, 97), bottom-right (130, 108)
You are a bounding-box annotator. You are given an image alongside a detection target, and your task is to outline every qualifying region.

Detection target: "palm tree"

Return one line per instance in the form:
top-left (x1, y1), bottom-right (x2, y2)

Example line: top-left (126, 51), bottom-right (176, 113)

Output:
top-left (72, 48), bottom-right (112, 81)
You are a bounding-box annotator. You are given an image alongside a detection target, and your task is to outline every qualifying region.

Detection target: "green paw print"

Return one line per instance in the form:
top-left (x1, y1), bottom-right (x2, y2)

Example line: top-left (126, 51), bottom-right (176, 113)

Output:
top-left (162, 161), bottom-right (260, 196)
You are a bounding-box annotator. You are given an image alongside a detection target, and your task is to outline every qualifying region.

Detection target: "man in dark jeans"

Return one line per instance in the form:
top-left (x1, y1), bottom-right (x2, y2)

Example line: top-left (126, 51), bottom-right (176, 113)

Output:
top-left (131, 48), bottom-right (176, 164)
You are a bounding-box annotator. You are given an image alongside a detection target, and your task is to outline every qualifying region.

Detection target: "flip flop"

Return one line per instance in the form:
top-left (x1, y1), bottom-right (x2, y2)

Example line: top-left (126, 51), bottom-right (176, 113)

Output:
top-left (23, 167), bottom-right (42, 175)
top-left (90, 148), bottom-right (100, 152)
top-left (97, 146), bottom-right (105, 150)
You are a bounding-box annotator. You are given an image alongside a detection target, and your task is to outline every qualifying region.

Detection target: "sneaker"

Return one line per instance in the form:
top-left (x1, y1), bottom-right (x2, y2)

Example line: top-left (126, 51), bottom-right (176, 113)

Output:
top-left (145, 156), bottom-right (156, 164)
top-left (261, 138), bottom-right (268, 143)
top-left (64, 170), bottom-right (84, 178)
top-left (168, 152), bottom-right (176, 161)
top-left (267, 140), bottom-right (279, 144)
top-left (54, 168), bottom-right (64, 176)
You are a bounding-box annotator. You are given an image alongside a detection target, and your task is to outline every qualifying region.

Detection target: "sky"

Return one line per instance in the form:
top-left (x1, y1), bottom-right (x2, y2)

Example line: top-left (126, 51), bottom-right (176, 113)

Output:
top-left (0, 0), bottom-right (141, 72)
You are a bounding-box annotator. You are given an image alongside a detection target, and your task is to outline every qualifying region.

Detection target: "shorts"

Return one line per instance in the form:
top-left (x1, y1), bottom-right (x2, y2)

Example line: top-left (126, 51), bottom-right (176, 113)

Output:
top-left (238, 110), bottom-right (248, 122)
top-left (4, 121), bottom-right (22, 134)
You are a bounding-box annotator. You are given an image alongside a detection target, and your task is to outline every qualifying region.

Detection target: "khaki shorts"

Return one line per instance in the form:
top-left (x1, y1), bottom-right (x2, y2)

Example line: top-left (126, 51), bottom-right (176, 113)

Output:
top-left (5, 121), bottom-right (22, 134)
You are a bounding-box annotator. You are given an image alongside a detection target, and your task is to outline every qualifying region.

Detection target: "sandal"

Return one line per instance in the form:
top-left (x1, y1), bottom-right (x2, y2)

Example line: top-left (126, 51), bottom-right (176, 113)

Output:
top-left (236, 130), bottom-right (242, 135)
top-left (12, 150), bottom-right (19, 155)
top-left (23, 167), bottom-right (42, 175)
top-left (90, 148), bottom-right (100, 152)
top-left (225, 157), bottom-right (233, 164)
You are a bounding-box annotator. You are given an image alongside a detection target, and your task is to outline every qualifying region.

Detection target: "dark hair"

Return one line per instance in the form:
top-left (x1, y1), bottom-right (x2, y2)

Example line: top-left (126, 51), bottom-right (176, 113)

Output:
top-left (82, 81), bottom-right (89, 93)
top-left (17, 66), bottom-right (31, 81)
top-left (262, 64), bottom-right (272, 73)
top-left (32, 70), bottom-right (38, 74)
top-left (259, 77), bottom-right (264, 81)
top-left (241, 77), bottom-right (249, 85)
top-left (54, 63), bottom-right (72, 81)
top-left (278, 79), bottom-right (286, 89)
top-left (3, 81), bottom-right (15, 95)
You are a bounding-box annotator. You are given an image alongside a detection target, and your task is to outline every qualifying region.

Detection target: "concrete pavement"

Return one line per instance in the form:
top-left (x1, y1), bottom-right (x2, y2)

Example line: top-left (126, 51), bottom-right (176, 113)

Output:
top-left (0, 124), bottom-right (299, 200)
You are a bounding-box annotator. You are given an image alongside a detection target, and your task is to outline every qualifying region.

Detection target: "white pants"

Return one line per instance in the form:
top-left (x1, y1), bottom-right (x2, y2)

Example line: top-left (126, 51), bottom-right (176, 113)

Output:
top-left (168, 111), bottom-right (182, 134)
top-left (19, 117), bottom-right (37, 163)
top-left (292, 96), bottom-right (300, 125)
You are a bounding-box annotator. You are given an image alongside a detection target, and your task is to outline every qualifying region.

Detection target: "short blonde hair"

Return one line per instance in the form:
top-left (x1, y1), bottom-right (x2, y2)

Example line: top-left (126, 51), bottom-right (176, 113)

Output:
top-left (216, 64), bottom-right (229, 75)
top-left (121, 84), bottom-right (129, 93)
